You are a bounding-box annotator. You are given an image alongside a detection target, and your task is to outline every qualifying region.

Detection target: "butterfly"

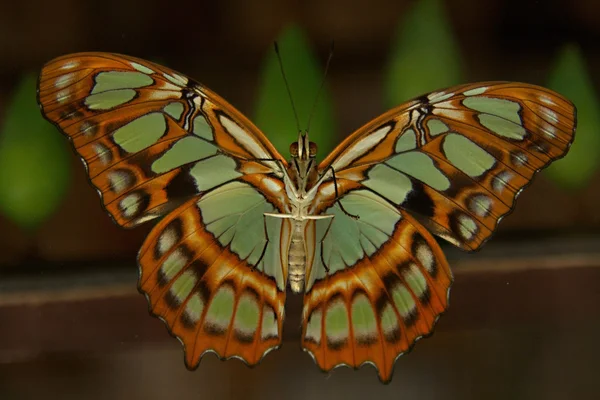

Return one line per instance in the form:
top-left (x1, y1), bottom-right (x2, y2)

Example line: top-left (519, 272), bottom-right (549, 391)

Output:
top-left (37, 52), bottom-right (576, 382)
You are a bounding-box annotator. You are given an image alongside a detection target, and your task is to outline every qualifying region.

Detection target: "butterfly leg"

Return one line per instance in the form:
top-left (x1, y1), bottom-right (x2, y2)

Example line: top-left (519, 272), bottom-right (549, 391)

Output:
top-left (315, 214), bottom-right (335, 274)
top-left (322, 165), bottom-right (359, 220)
top-left (251, 212), bottom-right (294, 273)
top-left (263, 212), bottom-right (294, 218)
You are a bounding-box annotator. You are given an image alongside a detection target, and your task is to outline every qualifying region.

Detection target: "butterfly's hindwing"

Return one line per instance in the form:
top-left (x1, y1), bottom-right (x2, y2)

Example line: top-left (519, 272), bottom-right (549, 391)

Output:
top-left (301, 190), bottom-right (452, 382)
top-left (138, 192), bottom-right (287, 365)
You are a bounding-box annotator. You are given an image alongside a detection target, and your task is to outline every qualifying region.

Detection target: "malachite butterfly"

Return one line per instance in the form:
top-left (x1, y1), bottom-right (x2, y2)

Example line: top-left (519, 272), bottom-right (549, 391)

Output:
top-left (37, 52), bottom-right (576, 382)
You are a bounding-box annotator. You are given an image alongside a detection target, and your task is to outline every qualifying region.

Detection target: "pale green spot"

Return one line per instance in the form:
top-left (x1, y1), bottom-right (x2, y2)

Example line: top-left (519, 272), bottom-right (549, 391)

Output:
top-left (463, 96), bottom-right (526, 140)
top-left (358, 224), bottom-right (389, 252)
top-left (152, 137), bottom-right (218, 173)
top-left (82, 121), bottom-right (98, 137)
top-left (469, 194), bottom-right (492, 217)
top-left (198, 182), bottom-right (263, 225)
top-left (119, 193), bottom-right (141, 218)
top-left (305, 309), bottom-right (322, 343)
top-left (163, 72), bottom-right (187, 86)
top-left (305, 218), bottom-right (333, 290)
top-left (429, 91), bottom-right (455, 102)
top-left (185, 293), bottom-right (205, 323)
top-left (107, 171), bottom-right (133, 194)
top-left (359, 235), bottom-right (377, 256)
top-left (259, 216), bottom-right (286, 290)
top-left (92, 143), bottom-right (111, 165)
top-left (193, 115), bottom-right (213, 140)
top-left (163, 102), bottom-right (184, 120)
top-left (190, 155), bottom-right (241, 192)
top-left (380, 303), bottom-right (399, 340)
top-left (91, 71), bottom-right (153, 93)
top-left (463, 86), bottom-right (488, 96)
top-left (427, 119), bottom-right (449, 136)
top-left (170, 270), bottom-right (197, 303)
top-left (512, 152), bottom-right (528, 166)
top-left (246, 237), bottom-right (269, 266)
top-left (85, 89), bottom-right (136, 110)
top-left (391, 284), bottom-right (416, 318)
top-left (339, 190), bottom-right (400, 237)
top-left (324, 252), bottom-right (345, 275)
top-left (159, 249), bottom-right (187, 281)
top-left (113, 113), bottom-right (166, 153)
top-left (55, 73), bottom-right (74, 89)
top-left (403, 264), bottom-right (428, 298)
top-left (261, 306), bottom-right (278, 339)
top-left (492, 171), bottom-right (513, 194)
top-left (351, 295), bottom-right (377, 340)
top-left (130, 62), bottom-right (154, 74)
top-left (217, 226), bottom-right (235, 246)
top-left (56, 89), bottom-right (70, 103)
top-left (234, 293), bottom-right (260, 336)
top-left (479, 114), bottom-right (527, 140)
top-left (321, 208), bottom-right (361, 273)
top-left (416, 243), bottom-right (435, 273)
top-left (463, 96), bottom-right (522, 125)
top-left (443, 133), bottom-right (496, 177)
top-left (462, 215), bottom-right (477, 232)
top-left (198, 181), bottom-right (273, 265)
top-left (387, 151), bottom-right (450, 191)
top-left (363, 164), bottom-right (412, 205)
top-left (321, 190), bottom-right (400, 275)
top-left (205, 286), bottom-right (235, 330)
top-left (457, 214), bottom-right (478, 241)
top-left (395, 129), bottom-right (417, 152)
top-left (157, 225), bottom-right (178, 256)
top-left (228, 201), bottom-right (270, 262)
top-left (325, 300), bottom-right (349, 342)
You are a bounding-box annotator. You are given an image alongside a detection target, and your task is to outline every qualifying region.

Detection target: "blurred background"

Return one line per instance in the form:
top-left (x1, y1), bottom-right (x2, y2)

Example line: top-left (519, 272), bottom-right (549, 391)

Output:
top-left (0, 0), bottom-right (599, 398)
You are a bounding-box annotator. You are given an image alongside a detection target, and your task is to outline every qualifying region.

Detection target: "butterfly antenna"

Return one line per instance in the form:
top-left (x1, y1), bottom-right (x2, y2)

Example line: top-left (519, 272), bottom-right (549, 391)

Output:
top-left (306, 41), bottom-right (334, 134)
top-left (274, 41), bottom-right (302, 134)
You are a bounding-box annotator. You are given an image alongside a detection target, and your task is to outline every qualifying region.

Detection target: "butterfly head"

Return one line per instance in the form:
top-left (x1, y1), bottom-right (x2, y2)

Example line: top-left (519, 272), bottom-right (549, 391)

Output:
top-left (290, 131), bottom-right (317, 161)
top-left (289, 132), bottom-right (318, 192)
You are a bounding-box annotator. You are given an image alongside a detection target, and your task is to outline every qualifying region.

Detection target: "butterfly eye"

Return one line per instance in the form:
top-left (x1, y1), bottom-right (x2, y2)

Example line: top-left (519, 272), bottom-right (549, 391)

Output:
top-left (290, 142), bottom-right (299, 157)
top-left (309, 142), bottom-right (318, 157)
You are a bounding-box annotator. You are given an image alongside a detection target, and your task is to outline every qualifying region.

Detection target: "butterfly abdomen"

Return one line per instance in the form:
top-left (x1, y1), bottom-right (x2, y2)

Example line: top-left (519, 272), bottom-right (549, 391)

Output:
top-left (288, 221), bottom-right (306, 293)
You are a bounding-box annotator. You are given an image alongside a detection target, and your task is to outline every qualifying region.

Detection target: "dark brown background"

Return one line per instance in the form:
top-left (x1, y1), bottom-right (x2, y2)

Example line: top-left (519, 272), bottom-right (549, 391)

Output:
top-left (0, 0), bottom-right (599, 399)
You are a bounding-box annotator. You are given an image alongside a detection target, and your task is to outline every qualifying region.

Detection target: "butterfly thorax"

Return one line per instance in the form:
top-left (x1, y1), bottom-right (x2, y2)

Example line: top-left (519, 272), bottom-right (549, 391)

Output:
top-left (282, 132), bottom-right (320, 215)
top-left (282, 133), bottom-right (324, 293)
top-left (287, 133), bottom-right (319, 196)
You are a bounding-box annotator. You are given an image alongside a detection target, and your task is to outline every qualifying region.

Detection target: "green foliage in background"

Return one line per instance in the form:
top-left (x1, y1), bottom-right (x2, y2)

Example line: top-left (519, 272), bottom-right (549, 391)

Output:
top-left (254, 24), bottom-right (337, 158)
top-left (385, 0), bottom-right (464, 107)
top-left (0, 74), bottom-right (71, 230)
top-left (545, 44), bottom-right (600, 189)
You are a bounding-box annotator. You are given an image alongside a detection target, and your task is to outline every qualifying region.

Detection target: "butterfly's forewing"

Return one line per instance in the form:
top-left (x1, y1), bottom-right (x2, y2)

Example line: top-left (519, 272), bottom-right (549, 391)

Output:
top-left (38, 53), bottom-right (291, 366)
top-left (302, 82), bottom-right (575, 381)
top-left (38, 53), bottom-right (287, 227)
top-left (316, 82), bottom-right (576, 251)
top-left (301, 190), bottom-right (452, 382)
